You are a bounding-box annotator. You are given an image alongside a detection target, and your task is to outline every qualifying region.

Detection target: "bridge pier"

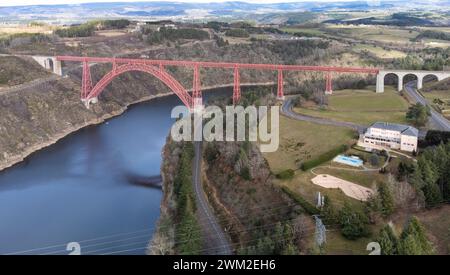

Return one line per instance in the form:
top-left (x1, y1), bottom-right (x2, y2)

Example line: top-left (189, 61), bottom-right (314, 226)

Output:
top-left (376, 74), bottom-right (384, 93)
top-left (398, 75), bottom-right (404, 92)
top-left (192, 97), bottom-right (204, 114)
top-left (277, 69), bottom-right (285, 100)
top-left (31, 56), bottom-right (63, 76)
top-left (81, 97), bottom-right (98, 109)
top-left (417, 77), bottom-right (423, 90)
top-left (325, 72), bottom-right (333, 95)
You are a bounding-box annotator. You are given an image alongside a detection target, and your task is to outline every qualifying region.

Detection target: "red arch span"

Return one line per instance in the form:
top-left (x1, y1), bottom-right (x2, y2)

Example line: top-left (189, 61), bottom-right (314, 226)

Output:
top-left (87, 63), bottom-right (193, 108)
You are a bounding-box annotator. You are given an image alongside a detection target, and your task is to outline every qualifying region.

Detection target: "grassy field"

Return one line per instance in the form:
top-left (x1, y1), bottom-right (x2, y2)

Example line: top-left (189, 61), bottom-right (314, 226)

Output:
top-left (280, 27), bottom-right (326, 36)
top-left (263, 116), bottom-right (355, 173)
top-left (324, 24), bottom-right (419, 44)
top-left (421, 89), bottom-right (450, 119)
top-left (0, 25), bottom-right (55, 38)
top-left (415, 205), bottom-right (450, 254)
top-left (324, 230), bottom-right (378, 255)
top-left (293, 86), bottom-right (410, 125)
top-left (418, 27), bottom-right (450, 33)
top-left (352, 44), bottom-right (407, 59)
top-left (422, 39), bottom-right (450, 48)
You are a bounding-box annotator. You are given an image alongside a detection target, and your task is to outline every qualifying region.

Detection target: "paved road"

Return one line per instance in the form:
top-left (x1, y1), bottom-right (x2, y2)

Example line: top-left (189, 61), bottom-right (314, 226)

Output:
top-left (193, 141), bottom-right (232, 255)
top-left (404, 81), bottom-right (450, 131)
top-left (281, 97), bottom-right (366, 134)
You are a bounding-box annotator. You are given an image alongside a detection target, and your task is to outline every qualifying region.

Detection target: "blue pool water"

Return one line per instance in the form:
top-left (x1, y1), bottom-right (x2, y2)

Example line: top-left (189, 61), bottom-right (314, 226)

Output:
top-left (333, 155), bottom-right (363, 167)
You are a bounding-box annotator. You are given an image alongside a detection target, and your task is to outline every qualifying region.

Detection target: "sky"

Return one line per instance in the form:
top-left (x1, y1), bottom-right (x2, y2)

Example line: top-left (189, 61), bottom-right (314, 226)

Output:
top-left (0, 0), bottom-right (386, 7)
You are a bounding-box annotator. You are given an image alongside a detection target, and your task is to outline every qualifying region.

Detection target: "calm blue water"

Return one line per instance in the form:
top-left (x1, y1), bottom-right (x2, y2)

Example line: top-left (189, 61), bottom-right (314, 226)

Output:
top-left (334, 155), bottom-right (363, 167)
top-left (0, 94), bottom-right (190, 255)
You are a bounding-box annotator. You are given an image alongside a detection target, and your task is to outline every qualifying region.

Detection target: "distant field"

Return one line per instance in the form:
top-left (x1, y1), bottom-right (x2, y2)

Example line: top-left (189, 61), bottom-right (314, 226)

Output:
top-left (418, 26), bottom-right (450, 33)
top-left (324, 24), bottom-right (419, 44)
top-left (280, 27), bottom-right (326, 36)
top-left (95, 30), bottom-right (127, 37)
top-left (422, 39), bottom-right (450, 48)
top-left (293, 86), bottom-right (410, 125)
top-left (0, 25), bottom-right (54, 37)
top-left (352, 44), bottom-right (407, 59)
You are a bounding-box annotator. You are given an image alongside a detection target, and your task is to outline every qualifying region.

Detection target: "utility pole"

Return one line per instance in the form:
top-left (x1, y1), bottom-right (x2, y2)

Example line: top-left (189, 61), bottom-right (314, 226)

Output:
top-left (313, 215), bottom-right (326, 247)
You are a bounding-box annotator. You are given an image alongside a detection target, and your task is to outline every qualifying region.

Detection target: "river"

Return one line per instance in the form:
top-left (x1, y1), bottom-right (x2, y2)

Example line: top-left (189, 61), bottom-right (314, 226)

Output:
top-left (0, 91), bottom-right (225, 255)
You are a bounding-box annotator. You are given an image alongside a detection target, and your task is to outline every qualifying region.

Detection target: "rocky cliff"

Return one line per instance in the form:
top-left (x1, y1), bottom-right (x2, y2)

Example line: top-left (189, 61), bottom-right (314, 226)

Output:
top-left (0, 39), bottom-right (332, 171)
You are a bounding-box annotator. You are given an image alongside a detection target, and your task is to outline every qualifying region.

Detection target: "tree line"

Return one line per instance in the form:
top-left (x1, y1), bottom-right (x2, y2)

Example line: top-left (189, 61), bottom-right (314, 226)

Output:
top-left (320, 182), bottom-right (434, 254)
top-left (377, 217), bottom-right (433, 255)
top-left (415, 30), bottom-right (450, 42)
top-left (173, 143), bottom-right (203, 254)
top-left (406, 102), bottom-right (430, 127)
top-left (145, 27), bottom-right (210, 45)
top-left (399, 143), bottom-right (450, 207)
top-left (391, 47), bottom-right (450, 71)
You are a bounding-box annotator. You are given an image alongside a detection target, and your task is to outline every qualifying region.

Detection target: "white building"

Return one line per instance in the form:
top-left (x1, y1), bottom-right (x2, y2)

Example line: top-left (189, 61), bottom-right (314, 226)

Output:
top-left (360, 122), bottom-right (418, 152)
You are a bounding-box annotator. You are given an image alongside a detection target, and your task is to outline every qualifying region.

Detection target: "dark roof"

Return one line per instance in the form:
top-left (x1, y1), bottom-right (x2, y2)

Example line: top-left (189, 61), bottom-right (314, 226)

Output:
top-left (370, 122), bottom-right (419, 137)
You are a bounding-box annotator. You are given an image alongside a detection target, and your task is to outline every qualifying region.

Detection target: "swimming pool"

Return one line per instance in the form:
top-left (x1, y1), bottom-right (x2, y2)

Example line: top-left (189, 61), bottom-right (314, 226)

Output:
top-left (333, 155), bottom-right (364, 167)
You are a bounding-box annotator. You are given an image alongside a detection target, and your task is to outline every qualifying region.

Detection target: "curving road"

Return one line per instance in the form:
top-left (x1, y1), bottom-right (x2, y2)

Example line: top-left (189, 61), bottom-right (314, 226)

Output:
top-left (403, 81), bottom-right (450, 131)
top-left (193, 141), bottom-right (232, 255)
top-left (281, 97), bottom-right (366, 133)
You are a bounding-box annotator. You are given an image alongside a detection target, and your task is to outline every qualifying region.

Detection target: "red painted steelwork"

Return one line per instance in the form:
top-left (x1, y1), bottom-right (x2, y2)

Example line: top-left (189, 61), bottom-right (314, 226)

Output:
top-left (325, 72), bottom-right (333, 94)
top-left (233, 66), bottom-right (241, 105)
top-left (277, 69), bottom-right (284, 99)
top-left (57, 56), bottom-right (379, 109)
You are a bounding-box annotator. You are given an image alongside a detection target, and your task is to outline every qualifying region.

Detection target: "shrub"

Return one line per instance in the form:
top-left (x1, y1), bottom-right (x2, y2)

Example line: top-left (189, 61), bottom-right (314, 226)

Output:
top-left (55, 23), bottom-right (95, 38)
top-left (276, 169), bottom-right (295, 180)
top-left (240, 166), bottom-right (252, 181)
top-left (369, 153), bottom-right (380, 166)
top-left (338, 202), bottom-right (370, 240)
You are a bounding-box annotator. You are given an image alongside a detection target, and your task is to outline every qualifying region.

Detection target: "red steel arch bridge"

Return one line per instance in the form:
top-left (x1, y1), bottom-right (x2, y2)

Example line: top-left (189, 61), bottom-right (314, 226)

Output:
top-left (56, 56), bottom-right (379, 111)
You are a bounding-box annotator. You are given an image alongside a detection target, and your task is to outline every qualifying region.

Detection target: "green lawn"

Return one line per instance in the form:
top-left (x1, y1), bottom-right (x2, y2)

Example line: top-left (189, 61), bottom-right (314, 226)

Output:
top-left (263, 115), bottom-right (355, 173)
top-left (324, 231), bottom-right (376, 255)
top-left (294, 86), bottom-right (410, 125)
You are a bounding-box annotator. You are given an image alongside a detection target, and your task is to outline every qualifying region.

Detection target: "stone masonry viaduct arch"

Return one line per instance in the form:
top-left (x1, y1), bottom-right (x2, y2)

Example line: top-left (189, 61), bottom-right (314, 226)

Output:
top-left (376, 70), bottom-right (450, 93)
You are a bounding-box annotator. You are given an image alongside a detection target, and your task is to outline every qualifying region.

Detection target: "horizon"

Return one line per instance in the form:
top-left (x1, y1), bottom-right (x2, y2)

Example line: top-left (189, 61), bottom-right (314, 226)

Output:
top-left (0, 0), bottom-right (398, 8)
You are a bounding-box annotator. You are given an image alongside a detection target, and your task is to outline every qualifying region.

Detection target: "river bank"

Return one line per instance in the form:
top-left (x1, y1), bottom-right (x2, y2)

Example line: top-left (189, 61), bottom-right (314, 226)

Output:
top-left (0, 80), bottom-right (274, 173)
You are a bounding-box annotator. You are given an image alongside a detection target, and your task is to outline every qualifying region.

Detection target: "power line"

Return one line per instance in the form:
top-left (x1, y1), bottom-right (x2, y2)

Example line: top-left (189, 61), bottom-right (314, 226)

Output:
top-left (8, 202), bottom-right (298, 255)
top-left (4, 200), bottom-right (296, 255)
top-left (4, 227), bottom-right (155, 255)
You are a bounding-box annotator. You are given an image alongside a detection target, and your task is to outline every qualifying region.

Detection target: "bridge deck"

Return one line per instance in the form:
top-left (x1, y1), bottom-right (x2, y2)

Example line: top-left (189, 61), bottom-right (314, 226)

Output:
top-left (56, 56), bottom-right (379, 74)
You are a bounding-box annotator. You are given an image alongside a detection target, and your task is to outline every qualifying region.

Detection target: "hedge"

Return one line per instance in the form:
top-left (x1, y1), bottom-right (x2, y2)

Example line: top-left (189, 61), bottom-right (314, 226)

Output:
top-left (300, 144), bottom-right (348, 171)
top-left (281, 186), bottom-right (319, 215)
top-left (276, 169), bottom-right (295, 180)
